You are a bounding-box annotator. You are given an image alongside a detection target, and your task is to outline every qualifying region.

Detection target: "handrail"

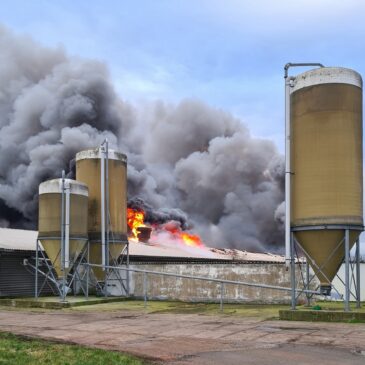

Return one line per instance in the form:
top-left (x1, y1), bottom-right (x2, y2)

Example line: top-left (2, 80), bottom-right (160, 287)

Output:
top-left (85, 263), bottom-right (320, 295)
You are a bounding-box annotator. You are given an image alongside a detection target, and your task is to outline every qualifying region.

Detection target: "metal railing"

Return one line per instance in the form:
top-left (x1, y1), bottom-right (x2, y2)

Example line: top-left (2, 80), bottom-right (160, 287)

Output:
top-left (86, 263), bottom-right (320, 312)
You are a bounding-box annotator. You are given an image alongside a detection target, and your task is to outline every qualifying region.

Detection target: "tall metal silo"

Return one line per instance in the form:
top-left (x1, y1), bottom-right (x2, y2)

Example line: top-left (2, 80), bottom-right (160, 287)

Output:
top-left (38, 178), bottom-right (89, 278)
top-left (287, 66), bottom-right (363, 304)
top-left (75, 146), bottom-right (128, 283)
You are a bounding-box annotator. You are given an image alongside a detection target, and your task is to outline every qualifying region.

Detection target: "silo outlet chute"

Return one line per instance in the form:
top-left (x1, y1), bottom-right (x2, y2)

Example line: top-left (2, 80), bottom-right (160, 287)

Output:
top-left (75, 147), bottom-right (128, 282)
top-left (290, 67), bottom-right (363, 295)
top-left (38, 178), bottom-right (89, 278)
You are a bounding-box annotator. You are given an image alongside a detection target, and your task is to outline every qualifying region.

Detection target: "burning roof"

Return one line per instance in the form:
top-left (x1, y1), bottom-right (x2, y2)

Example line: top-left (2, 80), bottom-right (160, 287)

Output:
top-left (127, 207), bottom-right (204, 248)
top-left (0, 228), bottom-right (285, 263)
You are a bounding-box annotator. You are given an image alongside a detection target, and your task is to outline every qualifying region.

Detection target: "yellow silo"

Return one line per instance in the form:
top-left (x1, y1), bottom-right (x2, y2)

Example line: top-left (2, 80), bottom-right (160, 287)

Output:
top-left (75, 147), bottom-right (128, 281)
top-left (38, 179), bottom-right (89, 277)
top-left (290, 67), bottom-right (363, 294)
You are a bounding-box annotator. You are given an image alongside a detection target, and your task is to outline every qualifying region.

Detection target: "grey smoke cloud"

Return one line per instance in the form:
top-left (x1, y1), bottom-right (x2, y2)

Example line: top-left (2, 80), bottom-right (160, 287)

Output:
top-left (172, 132), bottom-right (285, 251)
top-left (0, 26), bottom-right (122, 226)
top-left (0, 26), bottom-right (285, 251)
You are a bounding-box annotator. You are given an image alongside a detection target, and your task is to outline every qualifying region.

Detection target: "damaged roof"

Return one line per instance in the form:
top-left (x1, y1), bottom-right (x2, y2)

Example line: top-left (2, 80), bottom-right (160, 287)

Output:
top-left (0, 228), bottom-right (285, 262)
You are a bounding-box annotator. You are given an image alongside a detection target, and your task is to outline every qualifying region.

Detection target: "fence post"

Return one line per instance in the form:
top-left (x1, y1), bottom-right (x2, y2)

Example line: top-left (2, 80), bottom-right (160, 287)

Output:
top-left (220, 282), bottom-right (224, 312)
top-left (144, 272), bottom-right (148, 308)
top-left (35, 240), bottom-right (39, 300)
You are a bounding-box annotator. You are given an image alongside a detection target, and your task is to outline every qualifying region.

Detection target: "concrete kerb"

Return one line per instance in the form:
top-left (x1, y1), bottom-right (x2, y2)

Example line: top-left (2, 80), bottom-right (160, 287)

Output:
top-left (0, 297), bottom-right (128, 309)
top-left (279, 309), bottom-right (365, 322)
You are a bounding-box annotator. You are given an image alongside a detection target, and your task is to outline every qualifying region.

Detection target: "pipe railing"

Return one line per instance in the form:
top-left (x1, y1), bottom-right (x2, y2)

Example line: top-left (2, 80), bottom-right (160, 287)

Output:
top-left (85, 263), bottom-right (321, 312)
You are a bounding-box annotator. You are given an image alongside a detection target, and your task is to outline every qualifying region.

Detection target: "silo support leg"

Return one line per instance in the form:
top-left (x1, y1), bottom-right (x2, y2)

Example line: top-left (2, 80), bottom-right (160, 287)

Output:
top-left (305, 261), bottom-right (311, 307)
top-left (290, 232), bottom-right (296, 310)
top-left (86, 241), bottom-right (89, 300)
top-left (344, 229), bottom-right (350, 312)
top-left (126, 243), bottom-right (130, 296)
top-left (35, 240), bottom-right (39, 300)
top-left (356, 238), bottom-right (361, 308)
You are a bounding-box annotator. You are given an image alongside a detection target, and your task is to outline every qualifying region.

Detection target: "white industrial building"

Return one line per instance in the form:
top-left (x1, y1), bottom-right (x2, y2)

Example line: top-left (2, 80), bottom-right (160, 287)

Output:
top-left (0, 227), bottom-right (363, 303)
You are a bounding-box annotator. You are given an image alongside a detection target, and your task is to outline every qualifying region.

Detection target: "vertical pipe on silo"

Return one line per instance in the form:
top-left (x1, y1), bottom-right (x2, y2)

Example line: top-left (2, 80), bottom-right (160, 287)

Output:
top-left (284, 76), bottom-right (291, 269)
top-left (101, 148), bottom-right (106, 271)
top-left (284, 63), bottom-right (324, 270)
top-left (61, 171), bottom-right (66, 302)
top-left (61, 171), bottom-right (65, 272)
top-left (65, 181), bottom-right (70, 269)
top-left (105, 139), bottom-right (110, 268)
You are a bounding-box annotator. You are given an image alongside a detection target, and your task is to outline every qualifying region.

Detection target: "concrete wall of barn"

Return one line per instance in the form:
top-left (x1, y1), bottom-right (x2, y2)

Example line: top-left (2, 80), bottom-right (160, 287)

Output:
top-left (106, 263), bottom-right (318, 304)
top-left (331, 263), bottom-right (365, 300)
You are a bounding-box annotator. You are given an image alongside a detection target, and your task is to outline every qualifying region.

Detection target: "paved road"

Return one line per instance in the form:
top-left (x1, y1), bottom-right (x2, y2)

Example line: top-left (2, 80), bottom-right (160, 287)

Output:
top-left (0, 309), bottom-right (364, 364)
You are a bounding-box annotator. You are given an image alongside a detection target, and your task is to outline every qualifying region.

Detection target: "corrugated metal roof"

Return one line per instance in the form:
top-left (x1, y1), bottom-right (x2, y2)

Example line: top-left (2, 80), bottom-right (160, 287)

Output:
top-left (0, 228), bottom-right (285, 263)
top-left (128, 239), bottom-right (228, 260)
top-left (0, 228), bottom-right (41, 251)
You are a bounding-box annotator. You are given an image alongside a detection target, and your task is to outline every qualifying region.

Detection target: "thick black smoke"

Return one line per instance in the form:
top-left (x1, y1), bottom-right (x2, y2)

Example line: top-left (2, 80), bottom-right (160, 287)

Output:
top-left (128, 197), bottom-right (189, 230)
top-left (0, 26), bottom-right (285, 251)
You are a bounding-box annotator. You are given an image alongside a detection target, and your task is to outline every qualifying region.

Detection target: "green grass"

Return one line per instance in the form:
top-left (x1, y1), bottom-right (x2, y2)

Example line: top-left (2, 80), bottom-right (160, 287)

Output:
top-left (0, 299), bottom-right (289, 320)
top-left (0, 332), bottom-right (147, 365)
top-left (297, 300), bottom-right (365, 312)
top-left (1, 298), bottom-right (364, 320)
top-left (68, 299), bottom-right (287, 319)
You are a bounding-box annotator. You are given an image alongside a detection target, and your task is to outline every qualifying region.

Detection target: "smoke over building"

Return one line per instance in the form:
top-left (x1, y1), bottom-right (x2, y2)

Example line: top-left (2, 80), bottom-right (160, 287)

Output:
top-left (0, 25), bottom-right (284, 251)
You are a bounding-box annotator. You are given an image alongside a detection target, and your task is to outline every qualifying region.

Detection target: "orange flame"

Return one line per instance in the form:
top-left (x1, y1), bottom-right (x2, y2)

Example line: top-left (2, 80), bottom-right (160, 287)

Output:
top-left (127, 208), bottom-right (146, 238)
top-left (180, 232), bottom-right (204, 247)
top-left (161, 221), bottom-right (204, 248)
top-left (127, 207), bottom-right (205, 247)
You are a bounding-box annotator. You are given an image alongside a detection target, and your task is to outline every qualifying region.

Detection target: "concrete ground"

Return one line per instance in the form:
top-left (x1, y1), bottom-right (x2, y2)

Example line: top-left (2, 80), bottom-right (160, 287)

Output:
top-left (0, 303), bottom-right (364, 364)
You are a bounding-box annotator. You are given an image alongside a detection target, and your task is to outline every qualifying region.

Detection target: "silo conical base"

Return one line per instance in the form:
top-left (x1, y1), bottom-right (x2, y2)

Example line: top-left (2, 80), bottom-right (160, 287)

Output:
top-left (40, 239), bottom-right (88, 278)
top-left (294, 228), bottom-right (360, 293)
top-left (89, 241), bottom-right (127, 281)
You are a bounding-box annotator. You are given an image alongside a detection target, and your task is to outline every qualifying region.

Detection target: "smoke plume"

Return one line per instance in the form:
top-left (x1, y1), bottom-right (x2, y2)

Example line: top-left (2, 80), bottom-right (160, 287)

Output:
top-left (0, 26), bottom-right (284, 251)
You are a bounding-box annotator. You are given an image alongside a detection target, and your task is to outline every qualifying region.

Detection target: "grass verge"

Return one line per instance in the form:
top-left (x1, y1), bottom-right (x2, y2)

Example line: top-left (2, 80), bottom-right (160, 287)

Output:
top-left (0, 332), bottom-right (148, 365)
top-left (279, 301), bottom-right (365, 323)
top-left (68, 299), bottom-right (287, 319)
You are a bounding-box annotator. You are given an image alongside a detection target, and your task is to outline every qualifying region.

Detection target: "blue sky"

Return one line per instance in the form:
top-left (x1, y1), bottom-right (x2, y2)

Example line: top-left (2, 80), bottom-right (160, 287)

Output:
top-left (1, 0), bottom-right (365, 151)
top-left (2, 1), bottom-right (365, 252)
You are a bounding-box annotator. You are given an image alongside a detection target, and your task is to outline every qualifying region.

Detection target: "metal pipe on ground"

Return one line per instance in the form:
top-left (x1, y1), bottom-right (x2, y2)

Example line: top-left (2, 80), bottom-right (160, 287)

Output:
top-left (85, 263), bottom-right (321, 295)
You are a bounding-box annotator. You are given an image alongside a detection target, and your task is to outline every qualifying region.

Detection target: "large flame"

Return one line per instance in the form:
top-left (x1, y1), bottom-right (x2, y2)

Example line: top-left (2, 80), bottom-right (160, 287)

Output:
top-left (162, 222), bottom-right (204, 248)
top-left (180, 232), bottom-right (204, 247)
top-left (127, 207), bottom-right (204, 247)
top-left (127, 208), bottom-right (146, 238)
